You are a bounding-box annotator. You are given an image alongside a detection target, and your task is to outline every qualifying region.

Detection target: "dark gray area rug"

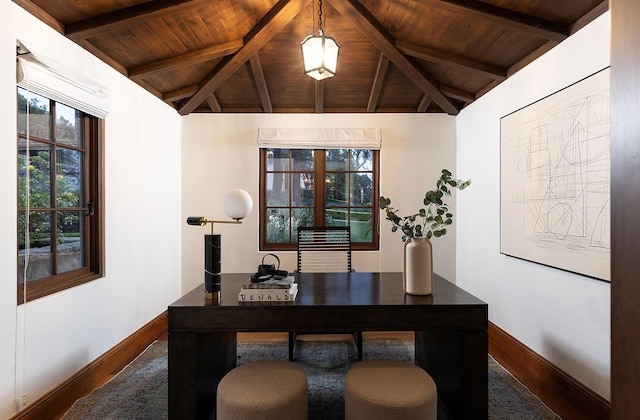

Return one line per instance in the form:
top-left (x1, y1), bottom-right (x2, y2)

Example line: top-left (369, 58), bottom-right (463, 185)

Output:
top-left (63, 339), bottom-right (560, 420)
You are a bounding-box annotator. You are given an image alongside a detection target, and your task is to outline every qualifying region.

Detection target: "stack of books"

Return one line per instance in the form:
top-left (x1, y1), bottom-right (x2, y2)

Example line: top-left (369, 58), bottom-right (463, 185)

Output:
top-left (238, 275), bottom-right (298, 302)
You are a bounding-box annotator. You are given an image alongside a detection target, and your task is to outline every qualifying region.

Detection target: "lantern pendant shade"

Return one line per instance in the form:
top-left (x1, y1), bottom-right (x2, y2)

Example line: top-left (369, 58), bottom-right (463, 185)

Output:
top-left (301, 32), bottom-right (339, 81)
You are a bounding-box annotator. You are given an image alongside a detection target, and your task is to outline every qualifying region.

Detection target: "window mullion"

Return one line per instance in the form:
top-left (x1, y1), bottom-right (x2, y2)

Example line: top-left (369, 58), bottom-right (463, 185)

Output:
top-left (315, 150), bottom-right (326, 225)
top-left (347, 161), bottom-right (351, 229)
top-left (83, 118), bottom-right (92, 268)
top-left (289, 150), bottom-right (295, 242)
top-left (50, 101), bottom-right (59, 275)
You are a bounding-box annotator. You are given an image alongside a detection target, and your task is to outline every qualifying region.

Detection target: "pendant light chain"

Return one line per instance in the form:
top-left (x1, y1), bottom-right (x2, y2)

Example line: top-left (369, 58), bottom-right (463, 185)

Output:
top-left (318, 0), bottom-right (323, 34)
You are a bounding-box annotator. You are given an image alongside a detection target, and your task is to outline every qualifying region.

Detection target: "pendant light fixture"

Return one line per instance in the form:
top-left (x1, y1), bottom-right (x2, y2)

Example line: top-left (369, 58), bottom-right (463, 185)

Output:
top-left (301, 0), bottom-right (339, 80)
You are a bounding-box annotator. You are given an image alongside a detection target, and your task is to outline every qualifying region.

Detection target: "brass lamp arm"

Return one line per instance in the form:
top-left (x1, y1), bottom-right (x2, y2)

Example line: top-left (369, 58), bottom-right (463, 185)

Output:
top-left (186, 216), bottom-right (242, 235)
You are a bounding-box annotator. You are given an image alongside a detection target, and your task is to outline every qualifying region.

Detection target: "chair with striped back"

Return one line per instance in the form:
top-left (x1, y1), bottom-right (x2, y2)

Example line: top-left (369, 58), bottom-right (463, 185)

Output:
top-left (289, 226), bottom-right (363, 361)
top-left (297, 226), bottom-right (353, 273)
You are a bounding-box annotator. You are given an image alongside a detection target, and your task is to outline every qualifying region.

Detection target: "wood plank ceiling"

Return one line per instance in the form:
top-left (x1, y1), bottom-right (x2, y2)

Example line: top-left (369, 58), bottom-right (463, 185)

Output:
top-left (14, 0), bottom-right (608, 115)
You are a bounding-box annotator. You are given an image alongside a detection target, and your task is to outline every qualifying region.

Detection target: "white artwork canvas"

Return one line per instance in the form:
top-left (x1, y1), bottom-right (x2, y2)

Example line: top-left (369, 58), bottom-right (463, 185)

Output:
top-left (500, 68), bottom-right (610, 281)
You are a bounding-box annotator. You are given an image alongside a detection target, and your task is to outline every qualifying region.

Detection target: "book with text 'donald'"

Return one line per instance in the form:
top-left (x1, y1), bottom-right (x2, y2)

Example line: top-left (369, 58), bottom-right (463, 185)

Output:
top-left (238, 283), bottom-right (298, 303)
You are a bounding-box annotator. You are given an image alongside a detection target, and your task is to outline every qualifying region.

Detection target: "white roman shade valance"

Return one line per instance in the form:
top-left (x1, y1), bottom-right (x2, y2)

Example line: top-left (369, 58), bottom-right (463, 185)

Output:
top-left (16, 40), bottom-right (109, 118)
top-left (257, 128), bottom-right (381, 150)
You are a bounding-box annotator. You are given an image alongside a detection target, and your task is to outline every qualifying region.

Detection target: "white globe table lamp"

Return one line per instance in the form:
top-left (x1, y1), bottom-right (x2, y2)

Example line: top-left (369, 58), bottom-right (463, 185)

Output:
top-left (186, 189), bottom-right (253, 300)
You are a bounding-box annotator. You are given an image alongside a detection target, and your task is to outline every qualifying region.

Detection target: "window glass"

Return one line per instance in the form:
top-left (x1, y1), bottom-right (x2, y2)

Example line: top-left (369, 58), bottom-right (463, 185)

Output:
top-left (56, 102), bottom-right (82, 147)
top-left (267, 208), bottom-right (290, 243)
top-left (267, 148), bottom-right (289, 171)
top-left (57, 211), bottom-right (84, 273)
top-left (326, 149), bottom-right (349, 171)
top-left (56, 148), bottom-right (83, 207)
top-left (260, 148), bottom-right (379, 251)
top-left (17, 87), bottom-right (103, 304)
top-left (326, 172), bottom-right (348, 207)
top-left (266, 173), bottom-right (290, 206)
top-left (295, 173), bottom-right (314, 206)
top-left (18, 141), bottom-right (52, 208)
top-left (351, 172), bottom-right (373, 206)
top-left (18, 211), bottom-right (53, 282)
top-left (18, 87), bottom-right (51, 140)
top-left (292, 208), bottom-right (314, 235)
top-left (349, 208), bottom-right (373, 242)
top-left (292, 149), bottom-right (313, 171)
top-left (350, 149), bottom-right (373, 171)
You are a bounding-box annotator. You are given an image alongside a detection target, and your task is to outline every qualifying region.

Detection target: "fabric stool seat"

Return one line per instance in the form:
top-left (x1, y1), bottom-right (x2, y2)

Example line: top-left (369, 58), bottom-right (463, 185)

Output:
top-left (345, 359), bottom-right (437, 420)
top-left (217, 360), bottom-right (308, 420)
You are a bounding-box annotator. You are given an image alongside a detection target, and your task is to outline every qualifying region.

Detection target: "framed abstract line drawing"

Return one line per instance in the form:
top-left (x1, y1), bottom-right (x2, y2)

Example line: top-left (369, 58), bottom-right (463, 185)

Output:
top-left (500, 67), bottom-right (610, 281)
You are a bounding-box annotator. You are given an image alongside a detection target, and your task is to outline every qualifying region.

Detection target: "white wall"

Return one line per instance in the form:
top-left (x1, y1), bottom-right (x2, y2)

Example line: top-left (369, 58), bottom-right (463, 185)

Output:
top-left (1, 3), bottom-right (183, 417)
top-left (181, 113), bottom-right (459, 294)
top-left (456, 13), bottom-right (611, 400)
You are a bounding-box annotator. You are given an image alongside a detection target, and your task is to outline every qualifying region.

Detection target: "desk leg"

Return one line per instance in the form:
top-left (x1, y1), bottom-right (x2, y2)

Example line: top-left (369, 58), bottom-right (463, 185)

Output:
top-left (415, 330), bottom-right (488, 420)
top-left (169, 332), bottom-right (237, 419)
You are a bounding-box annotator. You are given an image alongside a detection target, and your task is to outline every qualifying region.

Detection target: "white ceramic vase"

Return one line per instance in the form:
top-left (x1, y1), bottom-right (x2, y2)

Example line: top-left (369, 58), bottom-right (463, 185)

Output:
top-left (403, 237), bottom-right (433, 295)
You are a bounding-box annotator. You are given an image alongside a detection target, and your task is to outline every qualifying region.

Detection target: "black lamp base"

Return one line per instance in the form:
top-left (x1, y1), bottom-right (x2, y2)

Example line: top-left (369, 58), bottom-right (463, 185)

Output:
top-left (204, 234), bottom-right (221, 300)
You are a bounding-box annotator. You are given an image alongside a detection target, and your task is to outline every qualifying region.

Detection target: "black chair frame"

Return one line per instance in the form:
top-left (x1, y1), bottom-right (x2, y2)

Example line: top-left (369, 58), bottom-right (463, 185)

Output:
top-left (289, 226), bottom-right (363, 361)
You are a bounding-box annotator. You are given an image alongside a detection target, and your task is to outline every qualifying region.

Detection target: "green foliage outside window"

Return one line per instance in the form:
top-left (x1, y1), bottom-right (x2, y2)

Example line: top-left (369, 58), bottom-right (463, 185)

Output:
top-left (262, 148), bottom-right (378, 249)
top-left (17, 151), bottom-right (81, 248)
top-left (17, 89), bottom-right (82, 249)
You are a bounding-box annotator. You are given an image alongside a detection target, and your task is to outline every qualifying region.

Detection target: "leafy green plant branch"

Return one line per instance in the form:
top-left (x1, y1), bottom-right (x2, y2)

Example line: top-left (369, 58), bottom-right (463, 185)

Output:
top-left (379, 169), bottom-right (471, 242)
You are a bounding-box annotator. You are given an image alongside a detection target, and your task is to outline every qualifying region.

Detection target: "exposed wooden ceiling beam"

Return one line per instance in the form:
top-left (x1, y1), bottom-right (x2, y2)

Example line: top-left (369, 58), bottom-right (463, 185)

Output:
top-left (507, 40), bottom-right (559, 77)
top-left (163, 85), bottom-right (198, 103)
top-left (417, 0), bottom-right (569, 42)
top-left (12, 0), bottom-right (64, 33)
top-left (223, 106), bottom-right (268, 112)
top-left (332, 0), bottom-right (459, 115)
top-left (133, 79), bottom-right (165, 100)
top-left (315, 81), bottom-right (324, 114)
top-left (485, 3), bottom-right (608, 89)
top-left (368, 54), bottom-right (390, 113)
top-left (569, 1), bottom-right (609, 34)
top-left (475, 79), bottom-right (501, 100)
top-left (397, 40), bottom-right (507, 81)
top-left (65, 0), bottom-right (211, 40)
top-left (178, 0), bottom-right (306, 115)
top-left (129, 40), bottom-right (244, 80)
top-left (441, 85), bottom-right (474, 103)
top-left (72, 38), bottom-right (128, 76)
top-left (248, 54), bottom-right (272, 113)
top-left (206, 93), bottom-right (222, 113)
top-left (417, 94), bottom-right (432, 113)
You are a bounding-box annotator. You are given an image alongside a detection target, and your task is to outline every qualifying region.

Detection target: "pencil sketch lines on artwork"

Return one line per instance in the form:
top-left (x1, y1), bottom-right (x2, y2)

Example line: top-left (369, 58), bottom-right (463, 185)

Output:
top-left (501, 69), bottom-right (610, 280)
top-left (514, 94), bottom-right (610, 254)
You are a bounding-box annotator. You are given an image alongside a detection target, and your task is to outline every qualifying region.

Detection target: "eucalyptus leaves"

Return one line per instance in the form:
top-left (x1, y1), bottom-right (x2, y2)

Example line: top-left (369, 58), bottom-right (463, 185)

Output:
top-left (379, 169), bottom-right (471, 241)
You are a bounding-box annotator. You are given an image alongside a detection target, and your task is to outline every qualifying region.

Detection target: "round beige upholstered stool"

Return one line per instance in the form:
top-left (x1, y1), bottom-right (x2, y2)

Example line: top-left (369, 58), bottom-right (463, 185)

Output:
top-left (344, 359), bottom-right (437, 420)
top-left (217, 360), bottom-right (308, 420)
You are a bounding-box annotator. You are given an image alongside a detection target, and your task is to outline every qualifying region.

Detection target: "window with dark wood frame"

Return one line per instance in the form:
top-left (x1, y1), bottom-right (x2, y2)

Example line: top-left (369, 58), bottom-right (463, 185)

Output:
top-left (17, 87), bottom-right (104, 304)
top-left (259, 148), bottom-right (379, 251)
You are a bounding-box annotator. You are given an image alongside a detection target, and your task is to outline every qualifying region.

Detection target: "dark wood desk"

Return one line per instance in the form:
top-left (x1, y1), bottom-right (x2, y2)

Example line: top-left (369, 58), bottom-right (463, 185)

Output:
top-left (168, 272), bottom-right (488, 419)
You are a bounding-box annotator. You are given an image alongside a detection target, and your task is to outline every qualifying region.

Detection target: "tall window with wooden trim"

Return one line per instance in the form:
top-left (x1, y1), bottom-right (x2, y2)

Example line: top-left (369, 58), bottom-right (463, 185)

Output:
top-left (259, 148), bottom-right (379, 251)
top-left (17, 87), bottom-right (104, 304)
